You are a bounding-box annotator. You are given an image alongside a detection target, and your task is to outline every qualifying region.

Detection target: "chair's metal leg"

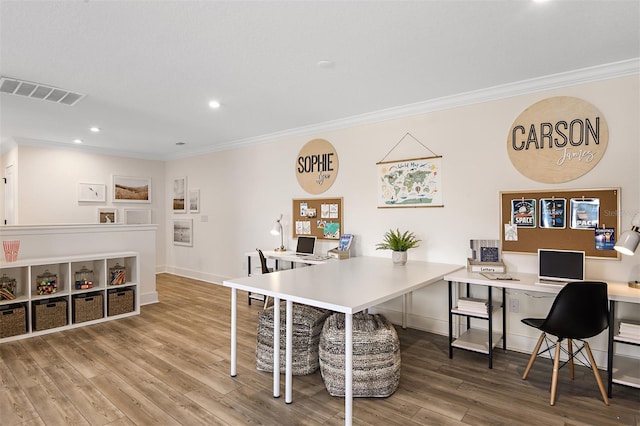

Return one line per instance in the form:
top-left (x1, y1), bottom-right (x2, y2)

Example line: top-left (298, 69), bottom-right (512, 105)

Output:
top-left (263, 296), bottom-right (270, 310)
top-left (523, 333), bottom-right (545, 380)
top-left (584, 341), bottom-right (610, 405)
top-left (568, 339), bottom-right (575, 380)
top-left (550, 341), bottom-right (561, 406)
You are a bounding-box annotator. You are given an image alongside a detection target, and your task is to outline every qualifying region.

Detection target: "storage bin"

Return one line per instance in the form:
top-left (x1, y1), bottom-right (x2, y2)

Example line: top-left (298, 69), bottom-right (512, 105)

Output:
top-left (74, 266), bottom-right (94, 290)
top-left (73, 292), bottom-right (103, 323)
top-left (36, 270), bottom-right (57, 295)
top-left (33, 298), bottom-right (67, 331)
top-left (108, 287), bottom-right (134, 316)
top-left (0, 273), bottom-right (17, 300)
top-left (109, 264), bottom-right (127, 286)
top-left (0, 303), bottom-right (27, 338)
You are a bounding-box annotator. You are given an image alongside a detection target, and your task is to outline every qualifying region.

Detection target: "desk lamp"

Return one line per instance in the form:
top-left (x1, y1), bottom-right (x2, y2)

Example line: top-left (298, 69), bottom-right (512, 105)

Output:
top-left (614, 212), bottom-right (640, 256)
top-left (271, 214), bottom-right (285, 252)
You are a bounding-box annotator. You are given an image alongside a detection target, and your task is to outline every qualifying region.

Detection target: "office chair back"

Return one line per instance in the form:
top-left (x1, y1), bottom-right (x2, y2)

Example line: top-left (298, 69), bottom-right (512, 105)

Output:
top-left (257, 249), bottom-right (271, 274)
top-left (540, 281), bottom-right (608, 340)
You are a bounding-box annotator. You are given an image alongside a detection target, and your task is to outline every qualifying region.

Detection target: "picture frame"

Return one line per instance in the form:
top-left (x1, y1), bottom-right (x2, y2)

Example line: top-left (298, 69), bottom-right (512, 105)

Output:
top-left (188, 189), bottom-right (200, 213)
top-left (173, 218), bottom-right (193, 246)
top-left (113, 175), bottom-right (151, 203)
top-left (376, 156), bottom-right (443, 208)
top-left (173, 176), bottom-right (187, 213)
top-left (123, 208), bottom-right (152, 225)
top-left (98, 208), bottom-right (118, 224)
top-left (78, 183), bottom-right (106, 202)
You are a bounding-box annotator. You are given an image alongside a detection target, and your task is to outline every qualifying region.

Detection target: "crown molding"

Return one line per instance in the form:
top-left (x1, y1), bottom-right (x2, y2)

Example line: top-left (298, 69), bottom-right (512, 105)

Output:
top-left (169, 58), bottom-right (639, 160)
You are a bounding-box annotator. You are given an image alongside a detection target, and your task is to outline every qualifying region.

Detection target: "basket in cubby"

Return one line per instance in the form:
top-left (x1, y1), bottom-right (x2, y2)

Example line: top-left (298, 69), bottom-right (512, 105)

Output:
top-left (73, 292), bottom-right (104, 323)
top-left (0, 303), bottom-right (27, 338)
top-left (32, 297), bottom-right (68, 331)
top-left (107, 287), bottom-right (134, 316)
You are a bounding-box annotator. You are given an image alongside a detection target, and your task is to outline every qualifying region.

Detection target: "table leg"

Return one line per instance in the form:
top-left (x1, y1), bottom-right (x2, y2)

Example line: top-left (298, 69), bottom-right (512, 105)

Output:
top-left (273, 297), bottom-right (280, 398)
top-left (285, 300), bottom-right (293, 403)
top-left (402, 294), bottom-right (407, 329)
top-left (345, 312), bottom-right (353, 426)
top-left (230, 288), bottom-right (237, 377)
top-left (607, 300), bottom-right (615, 398)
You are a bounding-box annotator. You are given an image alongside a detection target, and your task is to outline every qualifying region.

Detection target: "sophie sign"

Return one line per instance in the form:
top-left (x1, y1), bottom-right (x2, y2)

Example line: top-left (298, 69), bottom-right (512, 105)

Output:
top-left (296, 139), bottom-right (339, 194)
top-left (507, 96), bottom-right (608, 184)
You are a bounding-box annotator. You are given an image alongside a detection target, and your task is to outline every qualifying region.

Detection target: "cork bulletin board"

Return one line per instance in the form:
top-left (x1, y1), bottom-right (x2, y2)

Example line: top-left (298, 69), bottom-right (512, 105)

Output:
top-left (292, 197), bottom-right (343, 240)
top-left (500, 188), bottom-right (620, 259)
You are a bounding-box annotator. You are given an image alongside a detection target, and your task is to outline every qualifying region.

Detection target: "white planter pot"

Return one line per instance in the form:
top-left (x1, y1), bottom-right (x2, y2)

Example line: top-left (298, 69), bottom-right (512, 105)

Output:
top-left (392, 251), bottom-right (407, 266)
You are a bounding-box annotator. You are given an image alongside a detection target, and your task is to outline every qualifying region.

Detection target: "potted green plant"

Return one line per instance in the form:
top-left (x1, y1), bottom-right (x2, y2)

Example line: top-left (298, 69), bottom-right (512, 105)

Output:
top-left (376, 228), bottom-right (421, 265)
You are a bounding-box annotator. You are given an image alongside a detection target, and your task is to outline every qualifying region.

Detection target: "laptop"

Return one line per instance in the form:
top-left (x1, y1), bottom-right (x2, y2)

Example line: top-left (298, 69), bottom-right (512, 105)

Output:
top-left (295, 235), bottom-right (316, 256)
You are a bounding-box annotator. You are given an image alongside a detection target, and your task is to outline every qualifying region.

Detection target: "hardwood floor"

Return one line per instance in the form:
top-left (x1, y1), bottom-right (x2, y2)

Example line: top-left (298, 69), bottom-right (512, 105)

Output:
top-left (1, 273), bottom-right (638, 425)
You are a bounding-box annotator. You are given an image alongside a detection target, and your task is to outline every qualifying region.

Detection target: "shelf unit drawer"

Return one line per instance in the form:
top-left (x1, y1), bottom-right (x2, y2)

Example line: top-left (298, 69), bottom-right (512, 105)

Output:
top-left (73, 292), bottom-right (104, 323)
top-left (0, 303), bottom-right (27, 338)
top-left (32, 298), bottom-right (68, 331)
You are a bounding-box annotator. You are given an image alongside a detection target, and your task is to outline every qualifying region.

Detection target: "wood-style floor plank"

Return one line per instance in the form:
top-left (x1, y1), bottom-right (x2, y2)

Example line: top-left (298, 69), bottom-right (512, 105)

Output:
top-left (0, 273), bottom-right (638, 425)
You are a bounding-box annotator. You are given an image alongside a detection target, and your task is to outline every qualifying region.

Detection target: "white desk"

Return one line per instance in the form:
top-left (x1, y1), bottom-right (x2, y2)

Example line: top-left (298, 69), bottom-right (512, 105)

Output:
top-left (444, 270), bottom-right (640, 396)
top-left (224, 256), bottom-right (463, 426)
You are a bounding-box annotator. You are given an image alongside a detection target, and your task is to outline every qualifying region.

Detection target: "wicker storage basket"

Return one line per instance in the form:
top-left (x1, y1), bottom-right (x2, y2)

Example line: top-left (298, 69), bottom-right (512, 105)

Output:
top-left (33, 298), bottom-right (68, 331)
top-left (108, 287), bottom-right (134, 316)
top-left (73, 292), bottom-right (104, 323)
top-left (0, 303), bottom-right (27, 338)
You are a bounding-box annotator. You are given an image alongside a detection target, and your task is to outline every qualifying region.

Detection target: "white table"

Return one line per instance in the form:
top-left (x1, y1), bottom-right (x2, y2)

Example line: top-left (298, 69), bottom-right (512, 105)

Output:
top-left (223, 256), bottom-right (463, 426)
top-left (444, 269), bottom-right (640, 396)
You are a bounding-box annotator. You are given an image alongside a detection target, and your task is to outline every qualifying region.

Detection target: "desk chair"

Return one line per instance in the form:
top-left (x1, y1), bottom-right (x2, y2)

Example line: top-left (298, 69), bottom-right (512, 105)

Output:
top-left (257, 249), bottom-right (273, 309)
top-left (521, 281), bottom-right (609, 406)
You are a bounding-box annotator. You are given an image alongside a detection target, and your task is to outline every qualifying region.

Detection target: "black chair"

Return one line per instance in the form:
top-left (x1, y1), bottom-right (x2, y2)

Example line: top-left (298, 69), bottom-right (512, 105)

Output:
top-left (521, 281), bottom-right (609, 406)
top-left (257, 249), bottom-right (273, 309)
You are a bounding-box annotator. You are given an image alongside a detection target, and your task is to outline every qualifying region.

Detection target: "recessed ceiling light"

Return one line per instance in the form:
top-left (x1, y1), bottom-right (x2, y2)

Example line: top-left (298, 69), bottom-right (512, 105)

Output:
top-left (73, 139), bottom-right (83, 144)
top-left (317, 60), bottom-right (335, 69)
top-left (208, 100), bottom-right (221, 109)
top-left (89, 126), bottom-right (101, 132)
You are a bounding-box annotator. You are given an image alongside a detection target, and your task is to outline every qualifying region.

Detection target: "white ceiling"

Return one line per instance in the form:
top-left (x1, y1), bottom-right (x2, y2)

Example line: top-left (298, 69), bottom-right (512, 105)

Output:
top-left (1, 1), bottom-right (639, 160)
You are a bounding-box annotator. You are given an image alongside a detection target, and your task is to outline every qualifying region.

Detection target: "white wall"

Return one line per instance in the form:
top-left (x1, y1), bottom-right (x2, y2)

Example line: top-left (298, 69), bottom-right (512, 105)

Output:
top-left (5, 74), bottom-right (639, 365)
top-left (6, 145), bottom-right (167, 268)
top-left (164, 74), bottom-right (640, 364)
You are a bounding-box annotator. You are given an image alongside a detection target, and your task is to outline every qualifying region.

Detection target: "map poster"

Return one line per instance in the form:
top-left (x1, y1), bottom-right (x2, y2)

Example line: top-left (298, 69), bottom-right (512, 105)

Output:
top-left (377, 156), bottom-right (442, 208)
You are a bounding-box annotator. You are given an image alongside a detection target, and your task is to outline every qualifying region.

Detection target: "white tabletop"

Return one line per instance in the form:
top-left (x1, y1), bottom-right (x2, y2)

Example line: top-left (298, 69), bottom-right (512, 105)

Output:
top-left (444, 269), bottom-right (640, 304)
top-left (225, 256), bottom-right (464, 313)
top-left (246, 250), bottom-right (331, 265)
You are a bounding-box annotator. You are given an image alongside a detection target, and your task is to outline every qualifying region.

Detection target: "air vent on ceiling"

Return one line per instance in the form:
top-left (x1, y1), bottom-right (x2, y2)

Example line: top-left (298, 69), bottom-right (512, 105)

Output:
top-left (0, 77), bottom-right (85, 106)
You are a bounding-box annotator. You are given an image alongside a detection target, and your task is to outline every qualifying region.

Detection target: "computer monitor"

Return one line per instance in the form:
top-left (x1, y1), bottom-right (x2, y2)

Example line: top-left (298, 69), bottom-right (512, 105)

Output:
top-left (295, 236), bottom-right (316, 255)
top-left (538, 249), bottom-right (585, 282)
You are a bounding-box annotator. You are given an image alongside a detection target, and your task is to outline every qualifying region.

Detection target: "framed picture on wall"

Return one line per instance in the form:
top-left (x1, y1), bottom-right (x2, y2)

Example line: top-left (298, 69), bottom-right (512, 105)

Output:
top-left (124, 208), bottom-right (152, 224)
top-left (113, 175), bottom-right (151, 203)
top-left (173, 176), bottom-right (187, 213)
top-left (78, 183), bottom-right (106, 202)
top-left (98, 208), bottom-right (118, 224)
top-left (188, 189), bottom-right (200, 213)
top-left (173, 218), bottom-right (193, 246)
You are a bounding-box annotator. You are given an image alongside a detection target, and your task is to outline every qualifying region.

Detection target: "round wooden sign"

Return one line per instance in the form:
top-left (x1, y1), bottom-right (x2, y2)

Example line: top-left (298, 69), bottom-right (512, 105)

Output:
top-left (507, 96), bottom-right (608, 184)
top-left (296, 139), bottom-right (339, 194)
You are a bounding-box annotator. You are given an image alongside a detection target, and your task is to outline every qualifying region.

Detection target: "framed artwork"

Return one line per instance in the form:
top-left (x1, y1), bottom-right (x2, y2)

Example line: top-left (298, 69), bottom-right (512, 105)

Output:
top-left (124, 208), bottom-right (152, 225)
top-left (188, 189), bottom-right (200, 213)
top-left (173, 218), bottom-right (193, 246)
top-left (113, 175), bottom-right (151, 203)
top-left (173, 177), bottom-right (187, 213)
top-left (78, 183), bottom-right (106, 202)
top-left (98, 208), bottom-right (118, 224)
top-left (376, 156), bottom-right (443, 208)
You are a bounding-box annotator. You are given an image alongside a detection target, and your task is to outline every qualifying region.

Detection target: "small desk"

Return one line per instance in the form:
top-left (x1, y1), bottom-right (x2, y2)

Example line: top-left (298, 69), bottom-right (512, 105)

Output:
top-left (224, 256), bottom-right (463, 426)
top-left (444, 270), bottom-right (640, 395)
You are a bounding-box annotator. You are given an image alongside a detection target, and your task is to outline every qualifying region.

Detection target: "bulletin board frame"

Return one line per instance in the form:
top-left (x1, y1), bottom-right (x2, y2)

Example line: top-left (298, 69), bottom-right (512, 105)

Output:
top-left (292, 197), bottom-right (343, 241)
top-left (500, 188), bottom-right (620, 259)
